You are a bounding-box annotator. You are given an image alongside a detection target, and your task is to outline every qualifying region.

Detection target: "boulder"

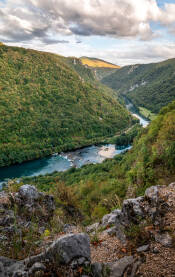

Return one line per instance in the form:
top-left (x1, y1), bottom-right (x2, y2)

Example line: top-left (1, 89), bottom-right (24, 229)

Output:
top-left (1, 233), bottom-right (90, 276)
top-left (14, 185), bottom-right (55, 220)
top-left (109, 256), bottom-right (134, 277)
top-left (91, 263), bottom-right (103, 277)
top-left (18, 185), bottom-right (40, 202)
top-left (122, 197), bottom-right (144, 223)
top-left (145, 186), bottom-right (159, 205)
top-left (102, 209), bottom-right (122, 228)
top-left (155, 232), bottom-right (173, 247)
top-left (86, 222), bottom-right (100, 233)
top-left (0, 257), bottom-right (16, 268)
top-left (168, 182), bottom-right (175, 189)
top-left (28, 262), bottom-right (46, 276)
top-left (25, 233), bottom-right (90, 266)
top-left (0, 262), bottom-right (5, 277)
top-left (115, 225), bottom-right (127, 245)
top-left (6, 261), bottom-right (26, 277)
top-left (136, 245), bottom-right (149, 253)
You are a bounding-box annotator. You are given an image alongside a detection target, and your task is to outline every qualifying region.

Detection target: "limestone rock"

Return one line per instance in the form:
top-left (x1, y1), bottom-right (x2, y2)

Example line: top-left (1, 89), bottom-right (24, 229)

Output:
top-left (0, 262), bottom-right (5, 277)
top-left (28, 262), bottom-right (46, 275)
top-left (109, 256), bottom-right (134, 277)
top-left (91, 262), bottom-right (103, 277)
top-left (122, 197), bottom-right (144, 223)
top-left (25, 233), bottom-right (90, 267)
top-left (86, 222), bottom-right (100, 233)
top-left (168, 182), bottom-right (175, 189)
top-left (14, 185), bottom-right (55, 220)
top-left (155, 232), bottom-right (173, 247)
top-left (145, 186), bottom-right (159, 205)
top-left (102, 209), bottom-right (122, 227)
top-left (18, 185), bottom-right (40, 202)
top-left (136, 245), bottom-right (149, 253)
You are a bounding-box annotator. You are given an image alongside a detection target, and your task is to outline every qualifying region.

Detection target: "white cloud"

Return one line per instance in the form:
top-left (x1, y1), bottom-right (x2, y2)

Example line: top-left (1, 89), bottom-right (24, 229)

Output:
top-left (0, 0), bottom-right (175, 65)
top-left (0, 0), bottom-right (175, 44)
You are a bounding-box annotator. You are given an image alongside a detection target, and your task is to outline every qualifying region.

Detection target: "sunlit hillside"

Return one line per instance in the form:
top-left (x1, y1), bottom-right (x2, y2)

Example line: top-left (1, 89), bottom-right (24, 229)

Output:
top-left (81, 57), bottom-right (120, 68)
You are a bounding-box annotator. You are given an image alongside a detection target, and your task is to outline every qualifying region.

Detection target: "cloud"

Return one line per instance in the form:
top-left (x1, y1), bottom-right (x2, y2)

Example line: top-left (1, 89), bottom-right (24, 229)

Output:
top-left (0, 0), bottom-right (175, 66)
top-left (0, 0), bottom-right (175, 45)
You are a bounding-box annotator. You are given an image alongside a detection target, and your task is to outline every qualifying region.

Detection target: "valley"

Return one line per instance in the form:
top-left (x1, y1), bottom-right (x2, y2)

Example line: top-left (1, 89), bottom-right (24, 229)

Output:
top-left (0, 44), bottom-right (133, 168)
top-left (1, 1), bottom-right (175, 276)
top-left (0, 44), bottom-right (174, 277)
top-left (0, 95), bottom-right (147, 187)
top-left (102, 59), bottom-right (175, 115)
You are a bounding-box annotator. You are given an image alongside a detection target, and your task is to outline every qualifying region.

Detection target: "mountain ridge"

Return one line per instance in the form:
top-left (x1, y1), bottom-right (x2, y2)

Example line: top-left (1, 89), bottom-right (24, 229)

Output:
top-left (101, 58), bottom-right (175, 115)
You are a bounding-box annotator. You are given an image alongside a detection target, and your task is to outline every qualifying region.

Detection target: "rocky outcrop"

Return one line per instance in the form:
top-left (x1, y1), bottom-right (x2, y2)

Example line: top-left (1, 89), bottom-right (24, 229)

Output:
top-left (87, 184), bottom-right (173, 248)
top-left (0, 233), bottom-right (90, 276)
top-left (13, 184), bottom-right (55, 219)
top-left (0, 185), bottom-right (55, 254)
top-left (1, 183), bottom-right (175, 276)
top-left (109, 256), bottom-right (135, 277)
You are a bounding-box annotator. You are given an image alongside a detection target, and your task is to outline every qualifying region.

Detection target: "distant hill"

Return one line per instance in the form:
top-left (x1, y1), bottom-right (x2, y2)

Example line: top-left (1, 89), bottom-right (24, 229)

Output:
top-left (0, 44), bottom-right (132, 167)
top-left (80, 57), bottom-right (120, 80)
top-left (102, 59), bottom-right (175, 116)
top-left (81, 57), bottom-right (120, 69)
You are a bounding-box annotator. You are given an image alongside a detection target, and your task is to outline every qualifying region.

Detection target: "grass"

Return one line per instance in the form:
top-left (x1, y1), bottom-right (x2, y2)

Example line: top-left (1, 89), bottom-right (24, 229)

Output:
top-left (139, 107), bottom-right (156, 121)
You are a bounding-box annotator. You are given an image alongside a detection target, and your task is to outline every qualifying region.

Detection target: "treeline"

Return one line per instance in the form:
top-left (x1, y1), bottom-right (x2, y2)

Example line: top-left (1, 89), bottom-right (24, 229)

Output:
top-left (114, 124), bottom-right (142, 147)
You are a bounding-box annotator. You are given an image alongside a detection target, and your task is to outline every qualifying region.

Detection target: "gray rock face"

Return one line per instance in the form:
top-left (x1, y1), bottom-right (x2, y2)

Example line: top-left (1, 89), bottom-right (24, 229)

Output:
top-left (115, 225), bottom-right (127, 245)
top-left (18, 185), bottom-right (40, 202)
top-left (28, 262), bottom-right (46, 275)
top-left (0, 262), bottom-right (5, 277)
top-left (7, 261), bottom-right (26, 277)
top-left (25, 233), bottom-right (90, 267)
top-left (1, 233), bottom-right (91, 276)
top-left (122, 197), bottom-right (144, 223)
top-left (86, 222), bottom-right (100, 233)
top-left (109, 256), bottom-right (134, 277)
top-left (102, 209), bottom-right (122, 228)
top-left (136, 245), bottom-right (149, 253)
top-left (155, 232), bottom-right (173, 247)
top-left (145, 186), bottom-right (159, 205)
top-left (44, 233), bottom-right (91, 264)
top-left (0, 257), bottom-right (16, 268)
top-left (14, 185), bottom-right (55, 220)
top-left (168, 182), bottom-right (175, 188)
top-left (91, 263), bottom-right (103, 277)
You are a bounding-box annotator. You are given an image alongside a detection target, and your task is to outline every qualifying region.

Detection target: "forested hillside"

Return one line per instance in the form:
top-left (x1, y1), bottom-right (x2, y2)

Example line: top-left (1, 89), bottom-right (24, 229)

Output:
top-left (22, 101), bottom-right (175, 223)
top-left (0, 44), bottom-right (132, 167)
top-left (102, 59), bottom-right (175, 114)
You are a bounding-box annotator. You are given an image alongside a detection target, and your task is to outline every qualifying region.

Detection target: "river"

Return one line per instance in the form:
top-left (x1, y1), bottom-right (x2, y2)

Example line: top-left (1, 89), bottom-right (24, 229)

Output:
top-left (125, 98), bottom-right (149, 128)
top-left (0, 99), bottom-right (149, 187)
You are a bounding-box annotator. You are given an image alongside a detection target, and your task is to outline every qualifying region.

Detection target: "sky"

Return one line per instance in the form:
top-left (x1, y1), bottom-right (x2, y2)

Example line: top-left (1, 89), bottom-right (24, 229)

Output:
top-left (0, 0), bottom-right (175, 66)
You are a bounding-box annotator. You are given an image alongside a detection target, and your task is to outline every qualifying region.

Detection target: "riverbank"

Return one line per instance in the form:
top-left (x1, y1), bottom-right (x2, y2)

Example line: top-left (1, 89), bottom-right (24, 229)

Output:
top-left (0, 144), bottom-right (132, 187)
top-left (0, 99), bottom-right (150, 187)
top-left (123, 96), bottom-right (150, 126)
